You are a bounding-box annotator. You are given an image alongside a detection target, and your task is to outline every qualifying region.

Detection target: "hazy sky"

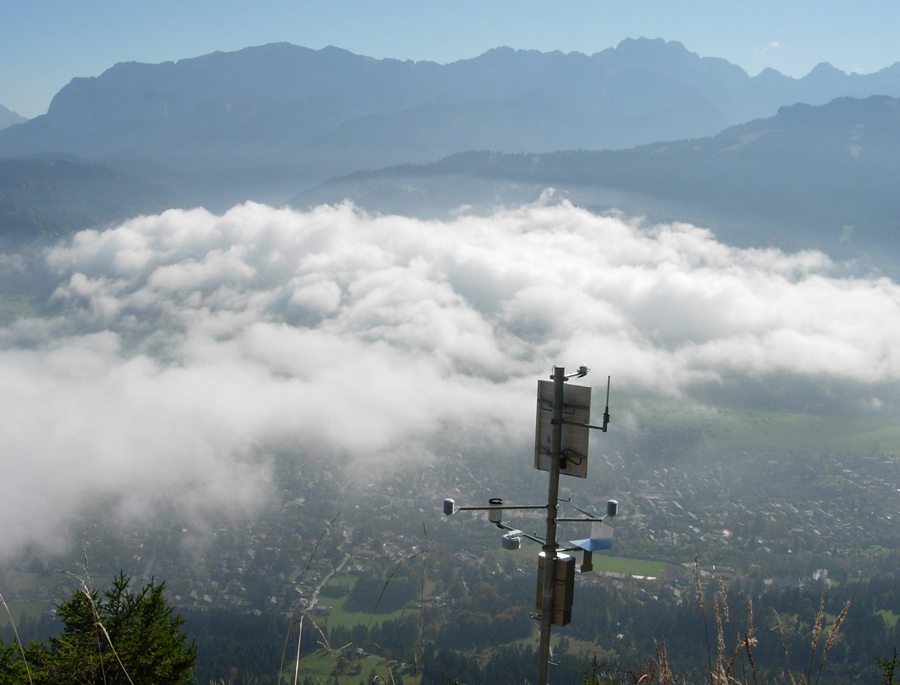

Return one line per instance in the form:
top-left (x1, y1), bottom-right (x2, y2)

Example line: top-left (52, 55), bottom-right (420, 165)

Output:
top-left (3, 0), bottom-right (900, 118)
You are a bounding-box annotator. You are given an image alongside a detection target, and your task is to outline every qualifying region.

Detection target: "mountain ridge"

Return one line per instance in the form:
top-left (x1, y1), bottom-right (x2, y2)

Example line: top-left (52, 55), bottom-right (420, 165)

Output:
top-left (0, 103), bottom-right (27, 132)
top-left (5, 38), bottom-right (900, 208)
top-left (290, 95), bottom-right (900, 272)
top-left (0, 156), bottom-right (182, 247)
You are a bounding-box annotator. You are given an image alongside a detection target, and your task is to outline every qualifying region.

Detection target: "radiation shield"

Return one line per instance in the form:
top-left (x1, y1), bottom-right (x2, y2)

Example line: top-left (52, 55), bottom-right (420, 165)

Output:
top-left (534, 380), bottom-right (591, 478)
top-left (570, 520), bottom-right (614, 552)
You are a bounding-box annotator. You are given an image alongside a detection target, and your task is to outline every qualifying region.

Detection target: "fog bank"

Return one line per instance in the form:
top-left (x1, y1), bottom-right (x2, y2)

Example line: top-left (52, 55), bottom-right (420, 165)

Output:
top-left (1, 200), bottom-right (898, 557)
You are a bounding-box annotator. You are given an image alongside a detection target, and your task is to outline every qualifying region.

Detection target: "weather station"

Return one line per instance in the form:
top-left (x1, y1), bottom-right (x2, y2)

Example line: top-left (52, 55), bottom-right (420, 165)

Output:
top-left (442, 365), bottom-right (617, 685)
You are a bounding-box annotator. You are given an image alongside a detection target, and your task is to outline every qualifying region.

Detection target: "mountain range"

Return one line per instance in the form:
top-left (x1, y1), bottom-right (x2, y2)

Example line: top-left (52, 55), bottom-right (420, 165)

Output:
top-left (3, 39), bottom-right (900, 208)
top-left (292, 95), bottom-right (900, 273)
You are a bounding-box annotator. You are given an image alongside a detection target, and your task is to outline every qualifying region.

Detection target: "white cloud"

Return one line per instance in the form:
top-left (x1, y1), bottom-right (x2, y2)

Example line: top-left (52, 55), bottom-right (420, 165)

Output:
top-left (1, 199), bottom-right (899, 557)
top-left (754, 41), bottom-right (780, 54)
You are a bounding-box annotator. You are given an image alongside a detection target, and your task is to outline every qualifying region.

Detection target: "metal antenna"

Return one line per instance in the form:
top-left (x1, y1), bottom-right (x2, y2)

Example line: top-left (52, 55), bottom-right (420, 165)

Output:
top-left (602, 376), bottom-right (611, 432)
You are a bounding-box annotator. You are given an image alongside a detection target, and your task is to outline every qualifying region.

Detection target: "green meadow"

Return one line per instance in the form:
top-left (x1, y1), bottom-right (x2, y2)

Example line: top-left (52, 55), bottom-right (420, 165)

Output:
top-left (618, 394), bottom-right (900, 456)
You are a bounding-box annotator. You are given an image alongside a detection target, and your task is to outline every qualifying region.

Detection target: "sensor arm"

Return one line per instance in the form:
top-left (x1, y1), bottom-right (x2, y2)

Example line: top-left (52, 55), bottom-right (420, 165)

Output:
top-left (495, 521), bottom-right (546, 546)
top-left (443, 500), bottom-right (547, 515)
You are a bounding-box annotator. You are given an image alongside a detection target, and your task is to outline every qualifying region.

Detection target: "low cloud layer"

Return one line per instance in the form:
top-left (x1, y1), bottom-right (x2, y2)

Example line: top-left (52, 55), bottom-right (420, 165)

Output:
top-left (2, 200), bottom-right (899, 558)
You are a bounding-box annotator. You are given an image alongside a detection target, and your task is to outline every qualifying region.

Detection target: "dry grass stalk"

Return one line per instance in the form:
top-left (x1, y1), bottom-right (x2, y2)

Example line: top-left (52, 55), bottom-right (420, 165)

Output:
top-left (774, 610), bottom-right (794, 684)
top-left (307, 614), bottom-right (345, 685)
top-left (278, 618), bottom-right (304, 685)
top-left (724, 641), bottom-right (744, 680)
top-left (280, 515), bottom-right (422, 685)
top-left (716, 574), bottom-right (737, 680)
top-left (414, 519), bottom-right (428, 685)
top-left (813, 601), bottom-right (850, 685)
top-left (0, 589), bottom-right (35, 685)
top-left (743, 599), bottom-right (759, 685)
top-left (653, 639), bottom-right (675, 685)
top-left (810, 595), bottom-right (825, 653)
top-left (76, 539), bottom-right (115, 685)
top-left (716, 576), bottom-right (730, 624)
top-left (722, 613), bottom-right (750, 680)
top-left (331, 637), bottom-right (399, 685)
top-left (823, 601), bottom-right (850, 658)
top-left (292, 615), bottom-right (305, 685)
top-left (805, 594), bottom-right (826, 684)
top-left (361, 549), bottom-right (424, 647)
top-left (693, 556), bottom-right (705, 613)
top-left (277, 512), bottom-right (340, 684)
top-left (66, 549), bottom-right (136, 685)
top-left (79, 585), bottom-right (137, 685)
top-left (712, 598), bottom-right (728, 685)
top-left (694, 556), bottom-right (713, 684)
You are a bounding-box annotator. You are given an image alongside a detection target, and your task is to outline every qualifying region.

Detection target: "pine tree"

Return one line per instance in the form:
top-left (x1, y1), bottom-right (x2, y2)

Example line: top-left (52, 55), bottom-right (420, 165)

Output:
top-left (0, 572), bottom-right (196, 685)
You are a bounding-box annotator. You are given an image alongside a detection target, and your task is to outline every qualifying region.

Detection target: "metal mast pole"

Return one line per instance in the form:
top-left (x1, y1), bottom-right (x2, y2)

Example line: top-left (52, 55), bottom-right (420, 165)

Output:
top-left (537, 366), bottom-right (565, 685)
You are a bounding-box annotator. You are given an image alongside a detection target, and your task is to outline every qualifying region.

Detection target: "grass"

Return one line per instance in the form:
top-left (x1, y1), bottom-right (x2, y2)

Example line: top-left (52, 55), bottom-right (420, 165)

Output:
top-left (588, 555), bottom-right (665, 578)
top-left (877, 609), bottom-right (900, 629)
top-left (314, 575), bottom-right (439, 631)
top-left (320, 592), bottom-right (408, 631)
top-left (563, 636), bottom-right (618, 663)
top-left (294, 648), bottom-right (400, 684)
top-left (290, 569), bottom-right (433, 685)
top-left (618, 393), bottom-right (900, 456)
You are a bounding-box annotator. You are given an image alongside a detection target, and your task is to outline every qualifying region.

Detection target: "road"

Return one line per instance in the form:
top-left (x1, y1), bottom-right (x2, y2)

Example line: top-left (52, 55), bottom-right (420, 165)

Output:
top-left (305, 552), bottom-right (351, 612)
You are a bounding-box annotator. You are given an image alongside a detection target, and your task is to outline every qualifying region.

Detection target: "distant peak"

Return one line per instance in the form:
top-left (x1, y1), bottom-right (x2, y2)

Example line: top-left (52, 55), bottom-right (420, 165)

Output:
top-left (615, 37), bottom-right (689, 53)
top-left (0, 102), bottom-right (29, 130)
top-left (753, 66), bottom-right (791, 81)
top-left (807, 62), bottom-right (846, 77)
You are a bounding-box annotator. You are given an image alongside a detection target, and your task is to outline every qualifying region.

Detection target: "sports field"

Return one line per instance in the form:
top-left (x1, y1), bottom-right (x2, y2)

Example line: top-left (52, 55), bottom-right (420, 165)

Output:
top-left (587, 555), bottom-right (664, 578)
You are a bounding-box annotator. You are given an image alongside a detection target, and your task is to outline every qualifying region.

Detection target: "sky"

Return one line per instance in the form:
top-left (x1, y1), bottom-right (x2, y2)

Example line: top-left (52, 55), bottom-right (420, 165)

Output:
top-left (3, 0), bottom-right (900, 118)
top-left (2, 200), bottom-right (900, 557)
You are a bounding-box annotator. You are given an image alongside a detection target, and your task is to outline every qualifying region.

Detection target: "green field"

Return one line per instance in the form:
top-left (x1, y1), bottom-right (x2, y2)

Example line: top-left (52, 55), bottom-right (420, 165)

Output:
top-left (877, 610), bottom-right (900, 629)
top-left (317, 594), bottom-right (408, 631)
top-left (1, 574), bottom-right (60, 594)
top-left (311, 575), bottom-right (436, 631)
top-left (296, 576), bottom-right (419, 684)
top-left (0, 575), bottom-right (58, 627)
top-left (0, 574), bottom-right (114, 628)
top-left (294, 647), bottom-right (401, 684)
top-left (618, 394), bottom-right (900, 456)
top-left (0, 601), bottom-right (51, 627)
top-left (587, 555), bottom-right (664, 578)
